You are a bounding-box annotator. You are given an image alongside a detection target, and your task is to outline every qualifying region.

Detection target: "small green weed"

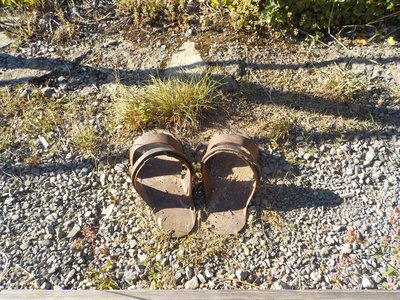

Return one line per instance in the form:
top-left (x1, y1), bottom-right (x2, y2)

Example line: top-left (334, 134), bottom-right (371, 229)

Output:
top-left (0, 0), bottom-right (45, 7)
top-left (86, 259), bottom-right (119, 290)
top-left (374, 205), bottom-right (400, 289)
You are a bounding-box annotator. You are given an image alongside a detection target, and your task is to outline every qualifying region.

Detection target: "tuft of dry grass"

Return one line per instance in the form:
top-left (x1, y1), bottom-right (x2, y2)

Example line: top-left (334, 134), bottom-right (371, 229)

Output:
top-left (258, 112), bottom-right (298, 143)
top-left (113, 74), bottom-right (219, 132)
top-left (389, 84), bottom-right (400, 104)
top-left (117, 0), bottom-right (189, 26)
top-left (52, 21), bottom-right (76, 43)
top-left (324, 68), bottom-right (370, 103)
top-left (261, 209), bottom-right (283, 228)
top-left (71, 124), bottom-right (101, 154)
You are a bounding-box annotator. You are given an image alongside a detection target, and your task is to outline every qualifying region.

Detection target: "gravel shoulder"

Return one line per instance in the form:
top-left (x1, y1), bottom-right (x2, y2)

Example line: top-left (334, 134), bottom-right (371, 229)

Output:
top-left (0, 4), bottom-right (400, 290)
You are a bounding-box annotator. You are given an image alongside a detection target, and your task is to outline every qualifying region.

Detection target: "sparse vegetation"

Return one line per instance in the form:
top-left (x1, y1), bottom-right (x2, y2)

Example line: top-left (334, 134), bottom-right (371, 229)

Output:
top-left (212, 0), bottom-right (400, 35)
top-left (0, 87), bottom-right (63, 137)
top-left (71, 124), bottom-right (101, 155)
top-left (0, 0), bottom-right (46, 7)
top-left (2, 0), bottom-right (399, 45)
top-left (85, 259), bottom-right (119, 290)
top-left (374, 205), bottom-right (400, 289)
top-left (1, 0), bottom-right (400, 292)
top-left (0, 0), bottom-right (76, 47)
top-left (262, 113), bottom-right (298, 142)
top-left (325, 68), bottom-right (370, 103)
top-left (118, 0), bottom-right (190, 26)
top-left (52, 21), bottom-right (76, 44)
top-left (261, 209), bottom-right (283, 228)
top-left (109, 197), bottom-right (253, 289)
top-left (113, 74), bottom-right (219, 132)
top-left (0, 86), bottom-right (109, 161)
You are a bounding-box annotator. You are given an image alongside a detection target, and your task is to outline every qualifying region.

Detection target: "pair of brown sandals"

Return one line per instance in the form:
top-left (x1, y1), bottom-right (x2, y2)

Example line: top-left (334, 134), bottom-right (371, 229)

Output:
top-left (129, 133), bottom-right (261, 237)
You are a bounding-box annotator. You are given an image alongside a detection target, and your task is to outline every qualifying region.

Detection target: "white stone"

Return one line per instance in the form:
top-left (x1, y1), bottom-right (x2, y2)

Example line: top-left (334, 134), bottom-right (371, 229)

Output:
top-left (365, 148), bottom-right (375, 162)
top-left (165, 41), bottom-right (206, 77)
top-left (0, 32), bottom-right (13, 48)
top-left (362, 276), bottom-right (375, 289)
top-left (184, 276), bottom-right (199, 289)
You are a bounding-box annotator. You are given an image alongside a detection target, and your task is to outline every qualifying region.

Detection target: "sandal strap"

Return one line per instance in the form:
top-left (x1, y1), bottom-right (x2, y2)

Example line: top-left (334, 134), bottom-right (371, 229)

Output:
top-left (201, 144), bottom-right (261, 182)
top-left (130, 133), bottom-right (183, 165)
top-left (202, 134), bottom-right (260, 178)
top-left (131, 146), bottom-right (192, 190)
top-left (206, 134), bottom-right (259, 163)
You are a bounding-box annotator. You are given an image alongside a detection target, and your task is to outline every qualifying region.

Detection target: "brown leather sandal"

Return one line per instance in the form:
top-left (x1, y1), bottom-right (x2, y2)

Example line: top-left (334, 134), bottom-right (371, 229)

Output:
top-left (130, 133), bottom-right (195, 237)
top-left (201, 134), bottom-right (261, 234)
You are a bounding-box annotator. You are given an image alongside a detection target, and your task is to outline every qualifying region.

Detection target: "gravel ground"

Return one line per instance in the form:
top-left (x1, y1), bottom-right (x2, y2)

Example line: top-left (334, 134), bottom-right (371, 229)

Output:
top-left (1, 128), bottom-right (399, 290)
top-left (1, 3), bottom-right (400, 290)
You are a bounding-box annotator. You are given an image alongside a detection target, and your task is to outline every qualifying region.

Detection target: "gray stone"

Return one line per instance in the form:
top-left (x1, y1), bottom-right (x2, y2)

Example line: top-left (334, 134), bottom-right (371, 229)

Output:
top-left (197, 273), bottom-right (207, 284)
top-left (20, 241), bottom-right (30, 250)
top-left (184, 276), bottom-right (199, 289)
top-left (262, 166), bottom-right (274, 175)
top-left (208, 280), bottom-right (216, 289)
top-left (41, 87), bottom-right (55, 98)
top-left (320, 247), bottom-right (330, 257)
top-left (174, 272), bottom-right (183, 284)
top-left (341, 243), bottom-right (353, 254)
top-left (102, 204), bottom-right (114, 218)
top-left (124, 270), bottom-right (139, 285)
top-left (310, 271), bottom-right (321, 282)
top-left (67, 225), bottom-right (81, 239)
top-left (205, 268), bottom-right (214, 278)
top-left (372, 171), bottom-right (382, 180)
top-left (235, 270), bottom-right (249, 281)
top-left (375, 207), bottom-right (385, 217)
top-left (185, 266), bottom-right (194, 279)
top-left (114, 163), bottom-right (125, 173)
top-left (65, 269), bottom-right (76, 283)
top-left (332, 225), bottom-right (345, 232)
top-left (271, 280), bottom-right (291, 289)
top-left (57, 229), bottom-right (67, 239)
top-left (40, 281), bottom-right (52, 290)
top-left (39, 239), bottom-right (53, 247)
top-left (137, 250), bottom-right (147, 262)
top-left (48, 265), bottom-right (59, 274)
top-left (341, 192), bottom-right (355, 199)
top-left (99, 172), bottom-right (106, 186)
top-left (326, 236), bottom-right (336, 245)
top-left (46, 225), bottom-right (56, 235)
